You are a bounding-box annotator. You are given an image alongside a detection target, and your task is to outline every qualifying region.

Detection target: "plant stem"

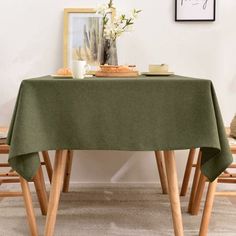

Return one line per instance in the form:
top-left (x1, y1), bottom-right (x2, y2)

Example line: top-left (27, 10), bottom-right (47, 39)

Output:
top-left (108, 0), bottom-right (113, 8)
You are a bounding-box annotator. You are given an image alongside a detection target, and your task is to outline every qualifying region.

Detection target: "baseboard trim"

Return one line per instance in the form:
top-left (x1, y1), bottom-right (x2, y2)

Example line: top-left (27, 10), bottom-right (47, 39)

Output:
top-left (62, 182), bottom-right (161, 189)
top-left (3, 182), bottom-right (162, 191)
top-left (4, 181), bottom-right (232, 192)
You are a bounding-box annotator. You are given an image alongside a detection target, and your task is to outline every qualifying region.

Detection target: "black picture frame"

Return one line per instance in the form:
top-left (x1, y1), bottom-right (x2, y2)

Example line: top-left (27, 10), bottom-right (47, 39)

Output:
top-left (175, 0), bottom-right (216, 22)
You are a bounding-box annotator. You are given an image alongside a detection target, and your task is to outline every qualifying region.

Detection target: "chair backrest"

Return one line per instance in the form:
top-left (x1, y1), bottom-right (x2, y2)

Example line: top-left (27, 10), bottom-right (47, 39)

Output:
top-left (0, 143), bottom-right (9, 154)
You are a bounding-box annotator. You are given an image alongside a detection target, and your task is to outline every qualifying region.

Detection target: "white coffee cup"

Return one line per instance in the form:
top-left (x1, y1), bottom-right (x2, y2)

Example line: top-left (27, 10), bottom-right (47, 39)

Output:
top-left (72, 60), bottom-right (88, 79)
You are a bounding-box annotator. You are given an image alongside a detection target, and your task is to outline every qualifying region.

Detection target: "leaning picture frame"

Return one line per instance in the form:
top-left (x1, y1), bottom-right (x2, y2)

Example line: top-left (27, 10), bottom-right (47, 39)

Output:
top-left (175, 0), bottom-right (216, 21)
top-left (63, 8), bottom-right (115, 70)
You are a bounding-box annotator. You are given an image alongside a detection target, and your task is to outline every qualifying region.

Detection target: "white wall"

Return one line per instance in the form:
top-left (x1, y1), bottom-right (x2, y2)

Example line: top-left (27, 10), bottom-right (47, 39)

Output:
top-left (0, 0), bottom-right (235, 184)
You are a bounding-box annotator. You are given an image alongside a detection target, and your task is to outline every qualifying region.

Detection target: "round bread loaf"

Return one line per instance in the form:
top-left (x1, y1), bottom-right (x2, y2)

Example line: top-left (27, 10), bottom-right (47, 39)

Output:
top-left (56, 68), bottom-right (72, 76)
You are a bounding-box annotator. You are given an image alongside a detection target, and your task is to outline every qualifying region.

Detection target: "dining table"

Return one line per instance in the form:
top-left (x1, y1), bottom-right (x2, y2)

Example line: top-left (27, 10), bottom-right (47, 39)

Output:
top-left (7, 75), bottom-right (233, 236)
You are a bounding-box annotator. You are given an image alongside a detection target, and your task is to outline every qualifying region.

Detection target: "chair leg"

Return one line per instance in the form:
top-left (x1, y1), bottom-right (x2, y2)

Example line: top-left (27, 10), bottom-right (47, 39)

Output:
top-left (188, 151), bottom-right (202, 213)
top-left (44, 150), bottom-right (67, 236)
top-left (164, 150), bottom-right (184, 236)
top-left (62, 150), bottom-right (74, 193)
top-left (155, 151), bottom-right (168, 194)
top-left (42, 151), bottom-right (53, 183)
top-left (180, 148), bottom-right (196, 196)
top-left (33, 165), bottom-right (48, 216)
top-left (191, 173), bottom-right (207, 215)
top-left (199, 179), bottom-right (218, 236)
top-left (19, 176), bottom-right (38, 236)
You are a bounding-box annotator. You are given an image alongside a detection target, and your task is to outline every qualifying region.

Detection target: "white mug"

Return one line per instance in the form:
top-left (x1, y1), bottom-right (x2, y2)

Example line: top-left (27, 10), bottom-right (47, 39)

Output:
top-left (72, 60), bottom-right (88, 79)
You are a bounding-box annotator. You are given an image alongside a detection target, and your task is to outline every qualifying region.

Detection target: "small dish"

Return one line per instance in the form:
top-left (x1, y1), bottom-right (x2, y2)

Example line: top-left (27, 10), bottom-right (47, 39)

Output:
top-left (51, 74), bottom-right (73, 78)
top-left (142, 72), bottom-right (174, 76)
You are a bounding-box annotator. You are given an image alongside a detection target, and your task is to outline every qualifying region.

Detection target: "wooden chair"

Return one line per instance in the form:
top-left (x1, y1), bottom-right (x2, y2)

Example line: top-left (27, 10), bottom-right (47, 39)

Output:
top-left (0, 125), bottom-right (76, 194)
top-left (180, 127), bottom-right (233, 199)
top-left (180, 140), bottom-right (234, 199)
top-left (188, 145), bottom-right (236, 215)
top-left (0, 126), bottom-right (75, 236)
top-left (193, 143), bottom-right (236, 236)
top-left (0, 126), bottom-right (54, 181)
top-left (0, 144), bottom-right (49, 235)
top-left (0, 127), bottom-right (52, 235)
top-left (181, 127), bottom-right (236, 235)
top-left (180, 128), bottom-right (236, 214)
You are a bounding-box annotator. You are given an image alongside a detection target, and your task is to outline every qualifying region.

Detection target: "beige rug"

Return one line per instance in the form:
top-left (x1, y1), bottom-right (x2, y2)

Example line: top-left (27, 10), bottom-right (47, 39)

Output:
top-left (0, 186), bottom-right (236, 236)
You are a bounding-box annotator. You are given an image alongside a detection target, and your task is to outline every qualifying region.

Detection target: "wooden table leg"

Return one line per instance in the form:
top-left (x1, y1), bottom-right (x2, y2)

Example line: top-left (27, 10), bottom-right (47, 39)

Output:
top-left (164, 150), bottom-right (184, 236)
top-left (42, 151), bottom-right (53, 183)
top-left (44, 150), bottom-right (67, 236)
top-left (62, 150), bottom-right (74, 193)
top-left (188, 151), bottom-right (202, 213)
top-left (199, 179), bottom-right (217, 236)
top-left (33, 164), bottom-right (48, 216)
top-left (20, 176), bottom-right (38, 236)
top-left (180, 148), bottom-right (196, 196)
top-left (155, 151), bottom-right (168, 194)
top-left (191, 173), bottom-right (207, 215)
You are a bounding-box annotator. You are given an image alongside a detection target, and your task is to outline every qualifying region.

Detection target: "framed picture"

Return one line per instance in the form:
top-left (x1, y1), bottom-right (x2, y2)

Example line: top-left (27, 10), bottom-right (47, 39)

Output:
top-left (175, 0), bottom-right (216, 21)
top-left (63, 8), bottom-right (115, 70)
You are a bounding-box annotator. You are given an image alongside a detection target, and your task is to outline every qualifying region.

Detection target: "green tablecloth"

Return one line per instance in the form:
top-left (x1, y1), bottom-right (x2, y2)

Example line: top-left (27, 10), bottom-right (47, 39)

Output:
top-left (7, 75), bottom-right (232, 181)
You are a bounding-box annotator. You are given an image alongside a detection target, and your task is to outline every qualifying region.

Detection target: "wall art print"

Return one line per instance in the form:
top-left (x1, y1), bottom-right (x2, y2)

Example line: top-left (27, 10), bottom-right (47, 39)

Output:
top-left (175, 0), bottom-right (216, 21)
